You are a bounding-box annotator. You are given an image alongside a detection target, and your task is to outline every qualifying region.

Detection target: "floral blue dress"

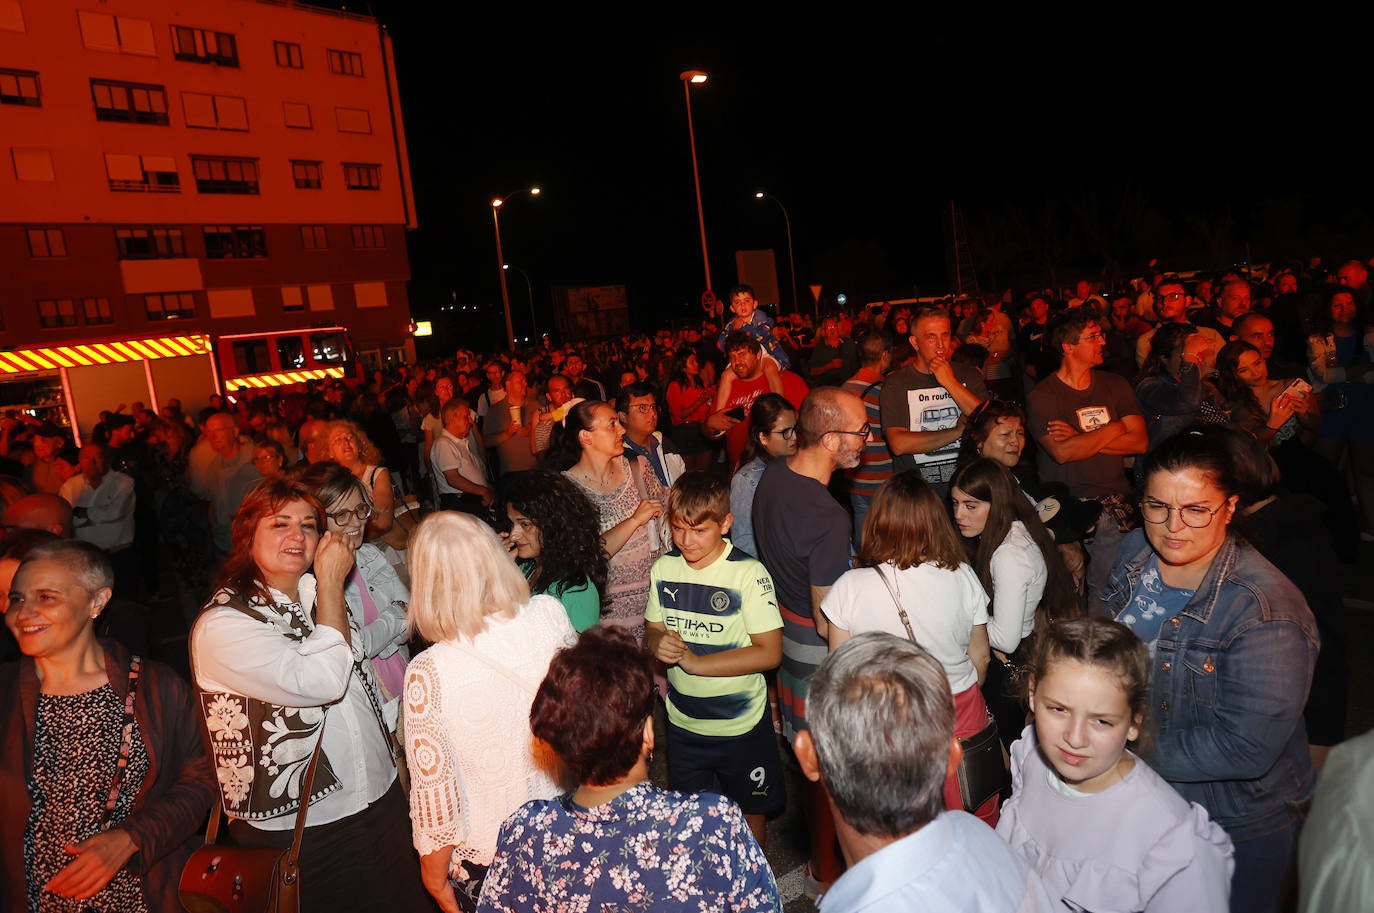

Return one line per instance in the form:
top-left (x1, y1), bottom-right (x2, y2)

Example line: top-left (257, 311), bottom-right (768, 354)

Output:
top-left (475, 782), bottom-right (782, 912)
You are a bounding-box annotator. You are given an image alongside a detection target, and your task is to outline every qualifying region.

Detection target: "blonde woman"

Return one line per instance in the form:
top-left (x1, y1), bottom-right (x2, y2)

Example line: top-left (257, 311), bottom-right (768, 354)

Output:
top-left (403, 512), bottom-right (577, 913)
top-left (324, 418), bottom-right (394, 539)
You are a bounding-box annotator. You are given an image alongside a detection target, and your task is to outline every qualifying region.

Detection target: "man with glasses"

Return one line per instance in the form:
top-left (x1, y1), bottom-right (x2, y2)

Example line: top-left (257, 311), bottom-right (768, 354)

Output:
top-left (842, 331), bottom-right (895, 548)
top-left (1134, 278), bottom-right (1225, 373)
top-left (618, 383), bottom-right (684, 487)
top-left (752, 387), bottom-right (872, 898)
top-left (880, 306), bottom-right (987, 499)
top-left (1028, 310), bottom-right (1147, 602)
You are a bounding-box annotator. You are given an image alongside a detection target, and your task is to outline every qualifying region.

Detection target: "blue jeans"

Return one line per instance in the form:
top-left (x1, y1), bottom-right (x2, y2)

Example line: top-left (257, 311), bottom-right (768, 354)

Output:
top-left (850, 492), bottom-right (872, 554)
top-left (1231, 822), bottom-right (1299, 913)
top-left (1085, 518), bottom-right (1125, 611)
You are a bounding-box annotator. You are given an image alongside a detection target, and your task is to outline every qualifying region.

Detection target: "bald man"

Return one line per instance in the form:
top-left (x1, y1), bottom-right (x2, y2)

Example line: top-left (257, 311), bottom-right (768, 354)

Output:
top-left (2, 493), bottom-right (74, 538)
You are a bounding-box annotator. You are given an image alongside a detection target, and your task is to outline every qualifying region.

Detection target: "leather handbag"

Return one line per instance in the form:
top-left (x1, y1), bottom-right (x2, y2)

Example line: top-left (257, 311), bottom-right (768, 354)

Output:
top-left (179, 732), bottom-right (325, 913)
top-left (873, 565), bottom-right (1009, 813)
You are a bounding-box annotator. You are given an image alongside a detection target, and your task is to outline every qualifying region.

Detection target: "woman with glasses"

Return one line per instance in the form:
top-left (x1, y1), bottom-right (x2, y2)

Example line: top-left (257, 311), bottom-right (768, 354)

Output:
top-left (1101, 430), bottom-right (1317, 913)
top-left (295, 461), bottom-right (410, 725)
top-left (544, 400), bottom-right (665, 644)
top-left (728, 393), bottom-right (798, 559)
top-left (323, 419), bottom-right (394, 541)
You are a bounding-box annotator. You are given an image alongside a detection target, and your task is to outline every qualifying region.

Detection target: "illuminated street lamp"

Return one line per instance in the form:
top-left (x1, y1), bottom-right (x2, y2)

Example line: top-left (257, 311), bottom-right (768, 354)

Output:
top-left (680, 70), bottom-right (711, 295)
top-left (503, 263), bottom-right (537, 339)
top-left (754, 191), bottom-right (798, 315)
top-left (492, 186), bottom-right (540, 348)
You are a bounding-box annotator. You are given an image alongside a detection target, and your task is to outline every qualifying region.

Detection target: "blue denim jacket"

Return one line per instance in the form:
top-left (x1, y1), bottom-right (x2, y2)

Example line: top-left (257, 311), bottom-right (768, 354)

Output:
top-left (1101, 528), bottom-right (1319, 843)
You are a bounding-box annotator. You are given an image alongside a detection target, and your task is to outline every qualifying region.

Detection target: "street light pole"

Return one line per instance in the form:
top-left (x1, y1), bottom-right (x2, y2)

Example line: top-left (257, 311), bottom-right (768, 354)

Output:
top-left (754, 191), bottom-right (798, 315)
top-left (492, 186), bottom-right (540, 349)
top-left (680, 70), bottom-right (711, 296)
top-left (503, 263), bottom-right (537, 339)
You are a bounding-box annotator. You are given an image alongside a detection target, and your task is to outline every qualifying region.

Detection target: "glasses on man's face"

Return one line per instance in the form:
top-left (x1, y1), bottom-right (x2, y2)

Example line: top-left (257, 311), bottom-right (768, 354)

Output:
top-left (328, 504), bottom-right (374, 526)
top-left (828, 422), bottom-right (871, 440)
top-left (768, 425), bottom-right (798, 440)
top-left (627, 404), bottom-right (658, 414)
top-left (1140, 498), bottom-right (1223, 529)
top-left (1077, 333), bottom-right (1106, 344)
top-left (1159, 292), bottom-right (1187, 302)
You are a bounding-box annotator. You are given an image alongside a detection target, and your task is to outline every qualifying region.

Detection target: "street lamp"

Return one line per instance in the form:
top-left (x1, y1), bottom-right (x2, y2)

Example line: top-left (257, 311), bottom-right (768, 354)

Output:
top-left (492, 186), bottom-right (540, 349)
top-left (754, 191), bottom-right (798, 316)
top-left (680, 69), bottom-right (711, 295)
top-left (503, 263), bottom-right (537, 340)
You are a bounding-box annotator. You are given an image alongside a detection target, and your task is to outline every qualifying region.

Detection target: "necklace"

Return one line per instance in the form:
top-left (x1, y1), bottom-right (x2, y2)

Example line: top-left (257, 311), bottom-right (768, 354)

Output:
top-left (572, 459), bottom-right (622, 492)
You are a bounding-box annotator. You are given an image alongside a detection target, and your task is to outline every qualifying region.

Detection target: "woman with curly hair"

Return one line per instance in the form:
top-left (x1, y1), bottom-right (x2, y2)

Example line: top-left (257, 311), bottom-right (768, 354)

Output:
top-left (500, 469), bottom-right (607, 632)
top-left (324, 418), bottom-right (394, 540)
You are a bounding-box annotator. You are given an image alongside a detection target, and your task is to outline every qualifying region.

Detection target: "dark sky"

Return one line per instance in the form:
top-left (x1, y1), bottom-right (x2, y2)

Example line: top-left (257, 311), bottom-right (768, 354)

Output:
top-left (367, 10), bottom-right (1362, 343)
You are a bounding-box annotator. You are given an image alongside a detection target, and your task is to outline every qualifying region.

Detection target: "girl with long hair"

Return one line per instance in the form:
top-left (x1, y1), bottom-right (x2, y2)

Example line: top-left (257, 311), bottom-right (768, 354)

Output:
top-left (727, 393), bottom-right (798, 558)
top-left (664, 346), bottom-right (716, 472)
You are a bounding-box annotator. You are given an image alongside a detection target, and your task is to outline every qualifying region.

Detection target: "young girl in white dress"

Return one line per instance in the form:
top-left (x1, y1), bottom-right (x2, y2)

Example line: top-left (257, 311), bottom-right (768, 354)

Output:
top-left (996, 616), bottom-right (1234, 911)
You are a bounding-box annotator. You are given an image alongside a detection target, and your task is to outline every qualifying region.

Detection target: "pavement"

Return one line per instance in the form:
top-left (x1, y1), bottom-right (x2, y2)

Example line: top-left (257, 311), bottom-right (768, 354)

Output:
top-left (145, 533), bottom-right (1374, 913)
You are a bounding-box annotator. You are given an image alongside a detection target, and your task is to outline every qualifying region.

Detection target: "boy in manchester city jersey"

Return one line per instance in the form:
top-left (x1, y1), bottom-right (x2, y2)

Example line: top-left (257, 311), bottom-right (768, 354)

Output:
top-left (646, 471), bottom-right (786, 845)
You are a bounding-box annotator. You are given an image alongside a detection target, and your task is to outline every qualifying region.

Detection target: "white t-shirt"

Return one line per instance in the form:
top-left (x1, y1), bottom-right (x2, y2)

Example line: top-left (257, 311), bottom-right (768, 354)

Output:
top-left (986, 520), bottom-right (1047, 655)
top-left (822, 561), bottom-right (989, 693)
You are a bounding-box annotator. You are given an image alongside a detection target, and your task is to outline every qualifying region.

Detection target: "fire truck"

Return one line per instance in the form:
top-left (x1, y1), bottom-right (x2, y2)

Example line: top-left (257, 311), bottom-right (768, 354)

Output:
top-left (0, 326), bottom-right (362, 442)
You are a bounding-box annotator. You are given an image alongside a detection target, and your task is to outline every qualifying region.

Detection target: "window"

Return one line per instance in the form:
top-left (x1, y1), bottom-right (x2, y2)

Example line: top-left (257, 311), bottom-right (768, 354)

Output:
top-left (277, 337), bottom-right (305, 370)
top-left (36, 299), bottom-right (78, 329)
top-left (343, 162), bottom-right (380, 190)
top-left (351, 225), bottom-right (385, 249)
top-left (327, 49), bottom-right (363, 76)
top-left (26, 228), bottom-right (65, 257)
top-left (312, 332), bottom-right (351, 365)
top-left (191, 155), bottom-right (258, 194)
top-left (282, 101), bottom-right (311, 129)
top-left (83, 297), bottom-right (113, 325)
top-left (91, 78), bottom-right (168, 125)
top-left (171, 26), bottom-right (237, 66)
top-left (203, 225), bottom-right (267, 259)
top-left (182, 92), bottom-right (248, 131)
top-left (105, 153), bottom-right (179, 192)
top-left (232, 339), bottom-right (272, 375)
top-left (0, 68), bottom-right (39, 106)
top-left (145, 292), bottom-right (196, 320)
top-left (291, 160), bottom-right (322, 189)
top-left (115, 226), bottom-right (185, 259)
top-left (78, 11), bottom-right (155, 56)
top-left (274, 40), bottom-right (303, 68)
top-left (12, 147), bottom-right (54, 181)
top-left (335, 107), bottom-right (371, 134)
top-left (300, 225), bottom-right (327, 249)
top-left (282, 286), bottom-right (305, 311)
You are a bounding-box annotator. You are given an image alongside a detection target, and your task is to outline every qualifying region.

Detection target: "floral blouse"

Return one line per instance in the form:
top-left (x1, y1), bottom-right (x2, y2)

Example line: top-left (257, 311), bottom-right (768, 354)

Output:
top-left (476, 782), bottom-right (781, 913)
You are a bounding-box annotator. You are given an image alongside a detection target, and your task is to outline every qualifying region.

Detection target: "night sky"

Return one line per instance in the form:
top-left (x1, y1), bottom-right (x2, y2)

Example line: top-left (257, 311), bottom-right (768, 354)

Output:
top-left (364, 9), bottom-right (1367, 346)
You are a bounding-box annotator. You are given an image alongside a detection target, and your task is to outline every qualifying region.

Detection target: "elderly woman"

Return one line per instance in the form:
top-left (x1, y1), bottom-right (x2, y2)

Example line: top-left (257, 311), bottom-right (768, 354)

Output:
top-left (2, 539), bottom-right (216, 912)
top-left (324, 418), bottom-right (394, 539)
top-left (190, 477), bottom-right (427, 913)
top-left (543, 400), bottom-right (665, 643)
top-left (403, 511), bottom-right (576, 913)
top-left (296, 461), bottom-right (410, 719)
top-left (1103, 430), bottom-right (1318, 913)
top-left (475, 626), bottom-right (783, 913)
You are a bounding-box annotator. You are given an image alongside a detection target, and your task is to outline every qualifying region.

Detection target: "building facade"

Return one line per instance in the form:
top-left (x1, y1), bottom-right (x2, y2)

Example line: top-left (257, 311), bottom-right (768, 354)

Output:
top-left (0, 0), bottom-right (416, 371)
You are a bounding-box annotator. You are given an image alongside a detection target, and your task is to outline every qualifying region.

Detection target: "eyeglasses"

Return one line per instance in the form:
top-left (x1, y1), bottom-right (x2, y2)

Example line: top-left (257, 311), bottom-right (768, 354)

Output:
top-left (327, 504), bottom-right (374, 525)
top-left (1076, 333), bottom-right (1106, 344)
top-left (1140, 498), bottom-right (1224, 529)
top-left (827, 422), bottom-right (871, 439)
top-left (1159, 292), bottom-right (1187, 301)
top-left (627, 404), bottom-right (658, 414)
top-left (768, 425), bottom-right (798, 440)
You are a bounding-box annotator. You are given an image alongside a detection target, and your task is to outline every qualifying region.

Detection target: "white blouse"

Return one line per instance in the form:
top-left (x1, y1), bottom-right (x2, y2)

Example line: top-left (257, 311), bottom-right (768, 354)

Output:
top-left (986, 520), bottom-right (1048, 655)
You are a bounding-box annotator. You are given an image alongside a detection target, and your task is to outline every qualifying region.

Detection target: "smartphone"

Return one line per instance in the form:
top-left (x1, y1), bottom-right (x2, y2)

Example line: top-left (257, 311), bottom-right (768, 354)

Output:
top-left (1283, 378), bottom-right (1312, 399)
top-left (726, 406), bottom-right (746, 421)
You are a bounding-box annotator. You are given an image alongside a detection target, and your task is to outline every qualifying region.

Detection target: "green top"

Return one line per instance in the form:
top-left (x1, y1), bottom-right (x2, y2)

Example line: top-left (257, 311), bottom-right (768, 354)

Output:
top-left (521, 560), bottom-right (600, 633)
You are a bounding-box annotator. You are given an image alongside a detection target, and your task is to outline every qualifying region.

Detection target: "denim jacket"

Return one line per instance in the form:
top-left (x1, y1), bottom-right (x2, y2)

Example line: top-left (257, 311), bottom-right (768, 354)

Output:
top-left (1101, 528), bottom-right (1319, 843)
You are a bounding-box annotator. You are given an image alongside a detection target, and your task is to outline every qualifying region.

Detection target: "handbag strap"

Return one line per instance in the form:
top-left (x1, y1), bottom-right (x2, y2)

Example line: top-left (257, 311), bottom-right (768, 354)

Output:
top-left (447, 640), bottom-right (539, 697)
top-left (203, 725), bottom-right (327, 856)
top-left (100, 654), bottom-right (142, 831)
top-left (873, 565), bottom-right (921, 647)
top-left (625, 455), bottom-right (662, 554)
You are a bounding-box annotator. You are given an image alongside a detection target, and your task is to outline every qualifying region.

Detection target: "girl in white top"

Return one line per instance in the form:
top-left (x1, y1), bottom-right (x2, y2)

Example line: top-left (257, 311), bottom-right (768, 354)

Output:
top-left (950, 457), bottom-right (1081, 750)
top-left (821, 470), bottom-right (999, 826)
top-left (996, 617), bottom-right (1233, 912)
top-left (403, 511), bottom-right (577, 913)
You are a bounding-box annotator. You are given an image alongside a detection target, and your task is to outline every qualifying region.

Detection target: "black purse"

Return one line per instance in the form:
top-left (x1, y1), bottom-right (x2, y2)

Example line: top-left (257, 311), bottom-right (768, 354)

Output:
top-left (873, 565), bottom-right (1008, 812)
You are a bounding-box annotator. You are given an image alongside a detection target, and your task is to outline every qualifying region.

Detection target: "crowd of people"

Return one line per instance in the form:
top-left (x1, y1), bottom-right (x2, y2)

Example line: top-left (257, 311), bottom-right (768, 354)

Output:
top-left (1, 264), bottom-right (1372, 912)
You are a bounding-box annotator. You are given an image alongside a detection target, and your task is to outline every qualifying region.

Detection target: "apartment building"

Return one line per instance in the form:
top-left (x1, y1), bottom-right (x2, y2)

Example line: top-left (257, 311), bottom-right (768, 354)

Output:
top-left (0, 0), bottom-right (417, 370)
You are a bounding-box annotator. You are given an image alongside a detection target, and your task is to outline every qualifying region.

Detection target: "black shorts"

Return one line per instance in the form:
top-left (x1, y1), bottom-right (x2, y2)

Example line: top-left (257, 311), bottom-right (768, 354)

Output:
top-left (665, 709), bottom-right (786, 816)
